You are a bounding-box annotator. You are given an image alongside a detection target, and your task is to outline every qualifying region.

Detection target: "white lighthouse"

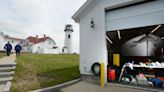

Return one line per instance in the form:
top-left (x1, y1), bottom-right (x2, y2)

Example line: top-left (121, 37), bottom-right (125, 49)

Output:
top-left (63, 24), bottom-right (73, 54)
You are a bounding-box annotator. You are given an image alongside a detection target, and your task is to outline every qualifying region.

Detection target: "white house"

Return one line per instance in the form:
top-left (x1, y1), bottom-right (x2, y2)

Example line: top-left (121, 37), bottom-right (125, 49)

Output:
top-left (0, 31), bottom-right (23, 52)
top-left (0, 31), bottom-right (60, 54)
top-left (72, 0), bottom-right (164, 83)
top-left (22, 35), bottom-right (60, 54)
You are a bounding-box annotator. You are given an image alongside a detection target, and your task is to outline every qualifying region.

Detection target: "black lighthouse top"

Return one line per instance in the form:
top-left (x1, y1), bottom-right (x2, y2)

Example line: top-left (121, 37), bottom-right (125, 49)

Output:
top-left (64, 24), bottom-right (73, 32)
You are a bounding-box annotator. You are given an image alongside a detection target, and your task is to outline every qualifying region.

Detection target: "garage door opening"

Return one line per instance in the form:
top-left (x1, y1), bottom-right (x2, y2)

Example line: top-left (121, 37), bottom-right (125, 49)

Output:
top-left (106, 24), bottom-right (164, 88)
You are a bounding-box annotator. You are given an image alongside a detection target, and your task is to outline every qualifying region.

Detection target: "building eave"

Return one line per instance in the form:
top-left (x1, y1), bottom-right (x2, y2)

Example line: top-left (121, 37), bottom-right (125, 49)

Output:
top-left (72, 0), bottom-right (92, 23)
top-left (72, 0), bottom-right (147, 23)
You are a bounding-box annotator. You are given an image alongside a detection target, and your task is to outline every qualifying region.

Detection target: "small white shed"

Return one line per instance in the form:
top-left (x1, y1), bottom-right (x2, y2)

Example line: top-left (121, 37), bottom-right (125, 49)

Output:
top-left (72, 0), bottom-right (164, 83)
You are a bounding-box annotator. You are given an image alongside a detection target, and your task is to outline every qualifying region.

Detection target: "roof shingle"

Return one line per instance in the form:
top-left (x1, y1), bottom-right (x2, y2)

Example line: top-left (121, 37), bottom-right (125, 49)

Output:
top-left (27, 36), bottom-right (51, 44)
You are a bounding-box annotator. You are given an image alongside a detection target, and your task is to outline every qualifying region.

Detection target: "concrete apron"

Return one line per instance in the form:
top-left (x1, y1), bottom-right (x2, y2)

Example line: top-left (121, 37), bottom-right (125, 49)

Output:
top-left (81, 75), bottom-right (163, 92)
top-left (108, 83), bottom-right (163, 92)
top-left (30, 77), bottom-right (163, 92)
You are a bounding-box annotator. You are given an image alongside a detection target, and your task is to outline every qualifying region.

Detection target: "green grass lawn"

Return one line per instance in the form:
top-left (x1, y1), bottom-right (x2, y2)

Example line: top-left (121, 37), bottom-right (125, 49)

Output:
top-left (11, 53), bottom-right (80, 92)
top-left (0, 52), bottom-right (6, 58)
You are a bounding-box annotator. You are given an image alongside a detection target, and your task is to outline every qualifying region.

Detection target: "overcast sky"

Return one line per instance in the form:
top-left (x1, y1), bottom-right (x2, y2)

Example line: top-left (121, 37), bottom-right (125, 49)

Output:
top-left (0, 0), bottom-right (87, 53)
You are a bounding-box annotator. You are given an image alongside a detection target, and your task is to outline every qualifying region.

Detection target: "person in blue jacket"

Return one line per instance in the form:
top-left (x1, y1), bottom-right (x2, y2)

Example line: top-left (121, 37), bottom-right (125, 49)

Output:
top-left (15, 43), bottom-right (22, 57)
top-left (4, 41), bottom-right (12, 56)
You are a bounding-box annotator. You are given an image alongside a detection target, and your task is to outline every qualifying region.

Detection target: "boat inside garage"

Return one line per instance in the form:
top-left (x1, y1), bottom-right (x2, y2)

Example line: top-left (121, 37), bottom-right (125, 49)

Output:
top-left (105, 0), bottom-right (164, 89)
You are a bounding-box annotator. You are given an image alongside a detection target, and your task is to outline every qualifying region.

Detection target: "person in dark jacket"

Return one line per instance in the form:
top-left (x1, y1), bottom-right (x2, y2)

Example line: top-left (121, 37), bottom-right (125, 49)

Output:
top-left (4, 41), bottom-right (12, 56)
top-left (15, 43), bottom-right (22, 57)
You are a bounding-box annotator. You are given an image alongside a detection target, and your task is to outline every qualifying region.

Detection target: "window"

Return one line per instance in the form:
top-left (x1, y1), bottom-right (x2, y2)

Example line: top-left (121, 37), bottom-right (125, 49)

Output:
top-left (28, 47), bottom-right (30, 51)
top-left (68, 35), bottom-right (71, 39)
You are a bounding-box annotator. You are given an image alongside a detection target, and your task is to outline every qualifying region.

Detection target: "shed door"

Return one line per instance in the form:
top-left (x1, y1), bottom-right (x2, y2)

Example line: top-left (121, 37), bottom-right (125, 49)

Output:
top-left (105, 0), bottom-right (164, 31)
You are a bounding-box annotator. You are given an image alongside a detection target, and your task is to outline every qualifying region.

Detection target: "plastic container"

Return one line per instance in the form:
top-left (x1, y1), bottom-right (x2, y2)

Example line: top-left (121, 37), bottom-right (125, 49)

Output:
top-left (107, 69), bottom-right (116, 81)
top-left (158, 77), bottom-right (164, 81)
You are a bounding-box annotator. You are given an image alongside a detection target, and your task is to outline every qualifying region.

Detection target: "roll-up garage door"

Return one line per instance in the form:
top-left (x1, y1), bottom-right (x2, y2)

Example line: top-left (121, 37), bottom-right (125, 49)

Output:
top-left (105, 0), bottom-right (164, 31)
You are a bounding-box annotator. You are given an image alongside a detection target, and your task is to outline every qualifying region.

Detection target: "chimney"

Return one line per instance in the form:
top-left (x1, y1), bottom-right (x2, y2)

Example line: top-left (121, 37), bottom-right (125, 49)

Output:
top-left (5, 35), bottom-right (9, 37)
top-left (44, 34), bottom-right (46, 38)
top-left (36, 35), bottom-right (38, 38)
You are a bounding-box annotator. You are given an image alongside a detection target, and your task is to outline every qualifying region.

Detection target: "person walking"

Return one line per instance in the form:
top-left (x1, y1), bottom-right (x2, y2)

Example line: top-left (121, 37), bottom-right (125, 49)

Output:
top-left (4, 41), bottom-right (12, 56)
top-left (15, 43), bottom-right (22, 57)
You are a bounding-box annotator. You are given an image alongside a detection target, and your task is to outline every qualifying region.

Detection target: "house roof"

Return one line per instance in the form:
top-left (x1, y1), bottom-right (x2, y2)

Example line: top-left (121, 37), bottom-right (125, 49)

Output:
top-left (27, 36), bottom-right (55, 44)
top-left (5, 35), bottom-right (23, 41)
top-left (53, 46), bottom-right (58, 49)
